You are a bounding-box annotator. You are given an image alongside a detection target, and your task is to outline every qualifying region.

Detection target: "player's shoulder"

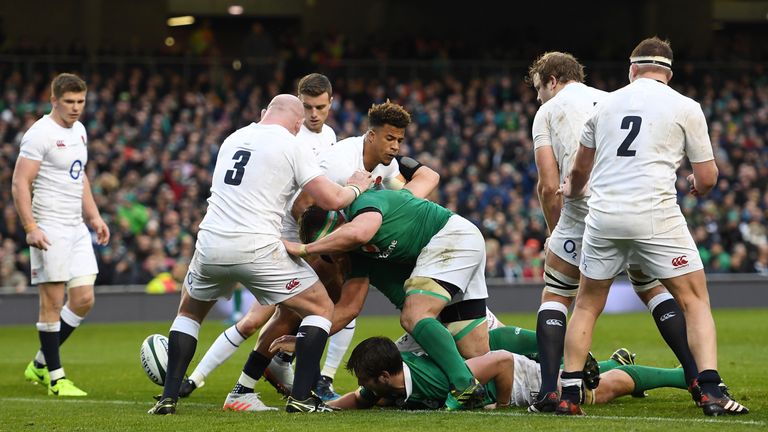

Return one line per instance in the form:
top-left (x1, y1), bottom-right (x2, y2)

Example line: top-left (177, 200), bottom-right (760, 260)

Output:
top-left (21, 116), bottom-right (54, 143)
top-left (325, 135), bottom-right (361, 157)
top-left (321, 124), bottom-right (337, 141)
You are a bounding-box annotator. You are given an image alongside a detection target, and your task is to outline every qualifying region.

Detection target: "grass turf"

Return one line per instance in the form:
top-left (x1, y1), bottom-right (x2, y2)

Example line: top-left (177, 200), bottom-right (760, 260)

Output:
top-left (0, 309), bottom-right (765, 431)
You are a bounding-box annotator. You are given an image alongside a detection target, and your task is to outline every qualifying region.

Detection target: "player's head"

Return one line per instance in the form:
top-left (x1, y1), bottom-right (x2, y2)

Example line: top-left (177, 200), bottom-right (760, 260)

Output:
top-left (629, 37), bottom-right (673, 83)
top-left (262, 94), bottom-right (305, 135)
top-left (299, 206), bottom-right (347, 244)
top-left (50, 73), bottom-right (87, 128)
top-left (527, 51), bottom-right (585, 104)
top-left (365, 101), bottom-right (410, 165)
top-left (298, 73), bottom-right (333, 133)
top-left (346, 336), bottom-right (403, 393)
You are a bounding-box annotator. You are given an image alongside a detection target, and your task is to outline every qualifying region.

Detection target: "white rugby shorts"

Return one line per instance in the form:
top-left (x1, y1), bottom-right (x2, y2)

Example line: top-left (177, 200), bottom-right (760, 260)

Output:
top-left (184, 240), bottom-right (318, 305)
top-left (30, 222), bottom-right (98, 285)
top-left (581, 223), bottom-right (703, 281)
top-left (410, 215), bottom-right (488, 304)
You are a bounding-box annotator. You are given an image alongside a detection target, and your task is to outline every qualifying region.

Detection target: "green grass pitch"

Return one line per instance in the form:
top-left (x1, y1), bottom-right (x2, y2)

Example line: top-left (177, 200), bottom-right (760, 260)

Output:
top-left (1, 309), bottom-right (765, 431)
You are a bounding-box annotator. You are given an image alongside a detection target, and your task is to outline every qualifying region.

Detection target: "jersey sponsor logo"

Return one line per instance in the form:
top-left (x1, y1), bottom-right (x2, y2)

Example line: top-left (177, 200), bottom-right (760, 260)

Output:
top-left (69, 160), bottom-right (83, 180)
top-left (659, 312), bottom-right (676, 322)
top-left (545, 319), bottom-right (564, 327)
top-left (671, 255), bottom-right (688, 268)
top-left (56, 140), bottom-right (66, 148)
top-left (285, 278), bottom-right (301, 291)
top-left (377, 240), bottom-right (398, 259)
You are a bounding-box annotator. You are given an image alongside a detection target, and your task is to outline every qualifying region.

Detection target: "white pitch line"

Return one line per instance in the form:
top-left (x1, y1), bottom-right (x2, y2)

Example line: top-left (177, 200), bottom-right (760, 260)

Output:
top-left (400, 408), bottom-right (764, 426)
top-left (2, 397), bottom-right (762, 426)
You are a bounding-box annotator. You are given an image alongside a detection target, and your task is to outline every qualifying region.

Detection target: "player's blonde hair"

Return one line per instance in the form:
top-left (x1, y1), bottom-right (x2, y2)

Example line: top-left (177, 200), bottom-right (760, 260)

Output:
top-left (527, 51), bottom-right (585, 86)
top-left (368, 101), bottom-right (411, 129)
top-left (51, 73), bottom-right (87, 99)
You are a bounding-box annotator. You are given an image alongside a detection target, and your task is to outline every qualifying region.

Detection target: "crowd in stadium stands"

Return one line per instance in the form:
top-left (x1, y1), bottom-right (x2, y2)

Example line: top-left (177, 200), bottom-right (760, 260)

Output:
top-left (0, 52), bottom-right (767, 292)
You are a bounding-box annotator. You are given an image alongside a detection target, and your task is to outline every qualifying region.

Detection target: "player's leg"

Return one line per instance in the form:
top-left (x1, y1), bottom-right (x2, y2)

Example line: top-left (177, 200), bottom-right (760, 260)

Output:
top-left (592, 366), bottom-right (687, 404)
top-left (262, 308), bottom-right (303, 396)
top-left (182, 302), bottom-right (276, 397)
top-left (531, 247), bottom-right (579, 412)
top-left (488, 326), bottom-right (538, 359)
top-left (225, 305), bottom-right (300, 410)
top-left (636, 232), bottom-right (747, 415)
top-left (36, 282), bottom-right (76, 393)
top-left (630, 267), bottom-right (698, 386)
top-left (279, 281), bottom-right (335, 413)
top-left (557, 233), bottom-right (626, 415)
top-left (440, 299), bottom-right (490, 358)
top-left (315, 318), bottom-right (354, 401)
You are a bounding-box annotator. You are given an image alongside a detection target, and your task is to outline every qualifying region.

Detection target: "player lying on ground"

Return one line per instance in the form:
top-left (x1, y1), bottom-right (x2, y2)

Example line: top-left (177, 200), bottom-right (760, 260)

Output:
top-left (329, 336), bottom-right (688, 411)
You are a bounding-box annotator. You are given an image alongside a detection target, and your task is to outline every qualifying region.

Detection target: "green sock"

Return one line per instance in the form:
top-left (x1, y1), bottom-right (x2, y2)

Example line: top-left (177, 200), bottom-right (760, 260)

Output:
top-left (599, 359), bottom-right (621, 372)
top-left (616, 365), bottom-right (687, 392)
top-left (233, 288), bottom-right (242, 313)
top-left (411, 318), bottom-right (474, 389)
top-left (488, 326), bottom-right (538, 359)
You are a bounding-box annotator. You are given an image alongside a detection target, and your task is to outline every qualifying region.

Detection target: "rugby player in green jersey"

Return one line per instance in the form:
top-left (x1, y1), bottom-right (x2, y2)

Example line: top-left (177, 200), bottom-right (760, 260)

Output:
top-left (284, 188), bottom-right (495, 409)
top-left (328, 336), bottom-right (689, 411)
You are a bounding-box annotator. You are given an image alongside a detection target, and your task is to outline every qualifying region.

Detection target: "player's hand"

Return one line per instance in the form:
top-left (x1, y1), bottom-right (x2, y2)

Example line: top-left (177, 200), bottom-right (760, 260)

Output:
top-left (346, 170), bottom-right (372, 192)
top-left (282, 239), bottom-right (304, 257)
top-left (269, 335), bottom-right (297, 354)
top-left (89, 216), bottom-right (111, 245)
top-left (687, 174), bottom-right (700, 197)
top-left (26, 229), bottom-right (52, 251)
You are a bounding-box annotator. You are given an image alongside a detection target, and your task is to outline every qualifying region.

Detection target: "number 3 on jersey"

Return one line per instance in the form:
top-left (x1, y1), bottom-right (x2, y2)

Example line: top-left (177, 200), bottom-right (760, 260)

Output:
top-left (224, 150), bottom-right (252, 185)
top-left (617, 115), bottom-right (642, 157)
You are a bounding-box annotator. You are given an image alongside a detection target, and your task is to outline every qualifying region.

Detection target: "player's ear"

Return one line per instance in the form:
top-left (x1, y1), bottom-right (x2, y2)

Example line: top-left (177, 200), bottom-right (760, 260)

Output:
top-left (667, 69), bottom-right (674, 82)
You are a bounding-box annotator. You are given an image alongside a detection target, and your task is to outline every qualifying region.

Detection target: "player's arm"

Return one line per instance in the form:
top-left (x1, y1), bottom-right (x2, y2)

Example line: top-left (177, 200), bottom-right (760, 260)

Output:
top-left (534, 146), bottom-right (562, 233)
top-left (688, 161), bottom-right (718, 196)
top-left (329, 388), bottom-right (379, 410)
top-left (465, 350), bottom-right (514, 407)
top-left (302, 172), bottom-right (371, 211)
top-left (395, 155), bottom-right (440, 198)
top-left (562, 144), bottom-right (594, 199)
top-left (292, 212), bottom-right (382, 256)
top-left (82, 174), bottom-right (110, 245)
top-left (11, 156), bottom-right (51, 250)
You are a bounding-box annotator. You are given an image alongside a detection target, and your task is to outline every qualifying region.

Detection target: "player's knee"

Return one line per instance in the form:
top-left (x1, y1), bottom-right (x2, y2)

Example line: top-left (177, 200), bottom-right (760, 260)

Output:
top-left (69, 292), bottom-right (95, 314)
top-left (399, 312), bottom-right (420, 333)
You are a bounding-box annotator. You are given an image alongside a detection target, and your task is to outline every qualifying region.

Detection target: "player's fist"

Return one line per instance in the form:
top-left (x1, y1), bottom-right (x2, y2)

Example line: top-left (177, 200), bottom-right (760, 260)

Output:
top-left (686, 174), bottom-right (700, 197)
top-left (346, 170), bottom-right (372, 192)
top-left (26, 228), bottom-right (52, 251)
top-left (89, 216), bottom-right (111, 245)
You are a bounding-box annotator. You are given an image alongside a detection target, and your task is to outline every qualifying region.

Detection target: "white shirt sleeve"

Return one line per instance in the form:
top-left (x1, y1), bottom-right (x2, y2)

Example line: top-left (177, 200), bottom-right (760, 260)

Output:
top-left (292, 141), bottom-right (324, 188)
top-left (683, 104), bottom-right (715, 163)
top-left (580, 109), bottom-right (598, 149)
top-left (18, 127), bottom-right (47, 161)
top-left (532, 108), bottom-right (552, 149)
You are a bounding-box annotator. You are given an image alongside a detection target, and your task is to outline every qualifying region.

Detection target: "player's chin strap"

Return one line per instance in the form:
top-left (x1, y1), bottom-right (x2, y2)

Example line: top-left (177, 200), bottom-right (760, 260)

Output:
top-left (311, 210), bottom-right (340, 242)
top-left (630, 56), bottom-right (672, 70)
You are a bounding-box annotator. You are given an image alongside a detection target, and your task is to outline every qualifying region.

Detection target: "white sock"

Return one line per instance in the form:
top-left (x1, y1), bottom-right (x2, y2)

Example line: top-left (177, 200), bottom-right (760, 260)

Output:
top-left (60, 305), bottom-right (84, 327)
top-left (191, 325), bottom-right (247, 383)
top-left (237, 371), bottom-right (258, 389)
top-left (321, 318), bottom-right (356, 379)
top-left (49, 368), bottom-right (65, 382)
top-left (35, 350), bottom-right (47, 366)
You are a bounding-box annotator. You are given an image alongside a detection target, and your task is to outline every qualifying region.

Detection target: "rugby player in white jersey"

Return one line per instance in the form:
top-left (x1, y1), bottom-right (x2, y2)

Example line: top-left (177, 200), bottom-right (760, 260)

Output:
top-left (13, 73), bottom-right (110, 397)
top-left (215, 101), bottom-right (440, 411)
top-left (178, 73), bottom-right (346, 405)
top-left (526, 52), bottom-right (700, 412)
top-left (148, 94), bottom-right (372, 415)
top-left (558, 37), bottom-right (748, 416)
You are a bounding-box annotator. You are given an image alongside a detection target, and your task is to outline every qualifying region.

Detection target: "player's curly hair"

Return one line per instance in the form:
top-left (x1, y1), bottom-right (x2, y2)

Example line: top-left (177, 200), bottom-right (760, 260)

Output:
top-left (298, 73), bottom-right (332, 97)
top-left (368, 101), bottom-right (411, 129)
top-left (346, 336), bottom-right (403, 379)
top-left (631, 36), bottom-right (673, 62)
top-left (526, 51), bottom-right (585, 86)
top-left (51, 73), bottom-right (87, 99)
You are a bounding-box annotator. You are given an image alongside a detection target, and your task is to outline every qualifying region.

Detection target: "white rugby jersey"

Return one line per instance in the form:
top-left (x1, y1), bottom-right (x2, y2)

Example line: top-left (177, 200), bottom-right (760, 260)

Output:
top-left (280, 123), bottom-right (337, 241)
top-left (581, 77), bottom-right (714, 239)
top-left (532, 83), bottom-right (606, 223)
top-left (197, 123), bottom-right (323, 263)
top-left (319, 134), bottom-right (400, 187)
top-left (19, 115), bottom-right (88, 226)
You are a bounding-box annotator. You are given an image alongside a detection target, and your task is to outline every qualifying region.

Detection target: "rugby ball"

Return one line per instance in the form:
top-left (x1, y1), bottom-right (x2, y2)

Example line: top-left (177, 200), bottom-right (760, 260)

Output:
top-left (140, 334), bottom-right (169, 386)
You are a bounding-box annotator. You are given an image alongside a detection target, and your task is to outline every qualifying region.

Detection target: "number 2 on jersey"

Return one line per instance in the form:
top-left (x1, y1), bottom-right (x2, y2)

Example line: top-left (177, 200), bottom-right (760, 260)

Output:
top-left (224, 150), bottom-right (252, 185)
top-left (617, 115), bottom-right (642, 157)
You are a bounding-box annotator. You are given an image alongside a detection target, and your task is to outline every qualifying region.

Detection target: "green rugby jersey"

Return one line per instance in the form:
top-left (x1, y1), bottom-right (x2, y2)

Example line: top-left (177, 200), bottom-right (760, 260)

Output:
top-left (346, 189), bottom-right (452, 263)
top-left (359, 352), bottom-right (497, 410)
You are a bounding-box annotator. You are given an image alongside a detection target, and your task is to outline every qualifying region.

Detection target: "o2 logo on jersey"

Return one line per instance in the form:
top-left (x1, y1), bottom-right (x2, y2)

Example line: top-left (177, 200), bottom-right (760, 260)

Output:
top-left (563, 239), bottom-right (577, 259)
top-left (69, 160), bottom-right (83, 180)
